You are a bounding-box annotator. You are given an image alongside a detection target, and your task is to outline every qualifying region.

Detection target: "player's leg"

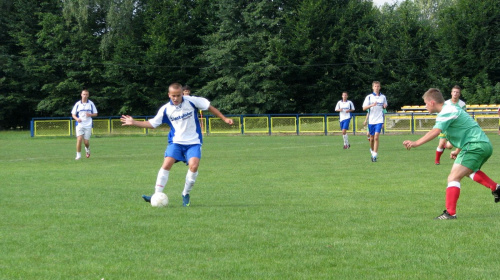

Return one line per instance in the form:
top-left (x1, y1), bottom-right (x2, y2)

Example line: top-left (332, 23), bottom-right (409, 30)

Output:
top-left (75, 133), bottom-right (83, 160)
top-left (142, 144), bottom-right (180, 203)
top-left (371, 124), bottom-right (382, 162)
top-left (83, 128), bottom-right (91, 158)
top-left (437, 144), bottom-right (492, 219)
top-left (342, 120), bottom-right (350, 148)
top-left (341, 129), bottom-right (347, 149)
top-left (435, 136), bottom-right (447, 165)
top-left (367, 124), bottom-right (375, 161)
top-left (182, 145), bottom-right (202, 206)
top-left (464, 142), bottom-right (500, 201)
top-left (437, 163), bottom-right (473, 218)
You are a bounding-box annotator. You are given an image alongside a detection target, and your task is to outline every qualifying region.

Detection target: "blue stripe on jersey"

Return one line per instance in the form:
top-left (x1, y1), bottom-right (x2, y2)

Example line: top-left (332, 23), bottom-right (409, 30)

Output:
top-left (188, 101), bottom-right (203, 144)
top-left (162, 107), bottom-right (176, 144)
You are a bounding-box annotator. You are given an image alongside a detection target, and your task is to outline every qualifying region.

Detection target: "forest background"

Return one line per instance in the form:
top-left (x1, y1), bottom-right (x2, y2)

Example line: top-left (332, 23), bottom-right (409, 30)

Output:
top-left (0, 0), bottom-right (498, 129)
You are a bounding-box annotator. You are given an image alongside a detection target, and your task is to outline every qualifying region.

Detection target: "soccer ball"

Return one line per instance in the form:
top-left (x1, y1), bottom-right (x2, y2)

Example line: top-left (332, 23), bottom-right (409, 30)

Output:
top-left (150, 192), bottom-right (169, 207)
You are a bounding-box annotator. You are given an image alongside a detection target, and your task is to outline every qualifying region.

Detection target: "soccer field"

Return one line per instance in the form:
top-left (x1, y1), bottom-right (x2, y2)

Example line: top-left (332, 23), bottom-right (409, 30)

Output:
top-left (1, 131), bottom-right (500, 279)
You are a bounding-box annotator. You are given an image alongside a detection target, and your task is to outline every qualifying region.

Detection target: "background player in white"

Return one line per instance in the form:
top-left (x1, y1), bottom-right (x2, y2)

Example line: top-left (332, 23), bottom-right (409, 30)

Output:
top-left (71, 89), bottom-right (98, 160)
top-left (182, 85), bottom-right (191, 96)
top-left (362, 81), bottom-right (388, 162)
top-left (335, 91), bottom-right (355, 149)
top-left (120, 83), bottom-right (234, 206)
top-left (435, 85), bottom-right (466, 165)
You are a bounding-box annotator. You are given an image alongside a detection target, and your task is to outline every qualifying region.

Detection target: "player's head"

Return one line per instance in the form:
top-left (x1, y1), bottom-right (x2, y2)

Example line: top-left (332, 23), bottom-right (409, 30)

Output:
top-left (372, 81), bottom-right (381, 93)
top-left (81, 89), bottom-right (89, 101)
top-left (182, 85), bottom-right (191, 96)
top-left (168, 83), bottom-right (183, 105)
top-left (342, 91), bottom-right (348, 101)
top-left (423, 88), bottom-right (445, 113)
top-left (451, 85), bottom-right (461, 101)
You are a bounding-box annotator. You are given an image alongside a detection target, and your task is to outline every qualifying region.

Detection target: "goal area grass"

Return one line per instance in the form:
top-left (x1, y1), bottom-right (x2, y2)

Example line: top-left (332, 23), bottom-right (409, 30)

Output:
top-left (1, 131), bottom-right (500, 279)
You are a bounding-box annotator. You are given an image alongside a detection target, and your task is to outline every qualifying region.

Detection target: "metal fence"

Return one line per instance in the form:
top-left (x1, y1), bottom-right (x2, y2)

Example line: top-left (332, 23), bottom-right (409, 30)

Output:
top-left (31, 112), bottom-right (500, 137)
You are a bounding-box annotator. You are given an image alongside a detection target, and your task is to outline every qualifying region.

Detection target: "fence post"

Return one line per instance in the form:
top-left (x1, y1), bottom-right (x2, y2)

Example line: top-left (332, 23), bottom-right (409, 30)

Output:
top-left (268, 115), bottom-right (272, 136)
top-left (240, 115), bottom-right (244, 135)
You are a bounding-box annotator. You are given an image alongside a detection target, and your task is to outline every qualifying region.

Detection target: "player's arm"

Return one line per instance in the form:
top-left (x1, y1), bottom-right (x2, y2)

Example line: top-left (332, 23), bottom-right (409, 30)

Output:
top-left (87, 112), bottom-right (98, 117)
top-left (207, 106), bottom-right (234, 125)
top-left (120, 115), bottom-right (154, 128)
top-left (362, 104), bottom-right (372, 111)
top-left (403, 128), bottom-right (441, 150)
top-left (72, 114), bottom-right (81, 122)
top-left (335, 102), bottom-right (341, 112)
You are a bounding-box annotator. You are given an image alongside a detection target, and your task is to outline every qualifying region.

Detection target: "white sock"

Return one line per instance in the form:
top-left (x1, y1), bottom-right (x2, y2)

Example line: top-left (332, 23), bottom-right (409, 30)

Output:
top-left (373, 152), bottom-right (378, 158)
top-left (85, 147), bottom-right (89, 152)
top-left (182, 170), bottom-right (198, 196)
top-left (344, 134), bottom-right (349, 145)
top-left (76, 152), bottom-right (81, 157)
top-left (437, 147), bottom-right (444, 152)
top-left (155, 168), bottom-right (169, 193)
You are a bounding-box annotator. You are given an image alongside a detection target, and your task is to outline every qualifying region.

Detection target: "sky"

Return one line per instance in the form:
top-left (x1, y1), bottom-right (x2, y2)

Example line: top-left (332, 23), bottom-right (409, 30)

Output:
top-left (372, 0), bottom-right (400, 6)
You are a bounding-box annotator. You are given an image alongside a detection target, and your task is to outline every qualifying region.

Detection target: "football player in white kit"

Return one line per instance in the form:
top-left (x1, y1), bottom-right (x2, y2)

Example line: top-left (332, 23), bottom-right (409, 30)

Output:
top-left (71, 89), bottom-right (98, 160)
top-left (120, 83), bottom-right (234, 206)
top-left (362, 81), bottom-right (388, 162)
top-left (334, 91), bottom-right (355, 149)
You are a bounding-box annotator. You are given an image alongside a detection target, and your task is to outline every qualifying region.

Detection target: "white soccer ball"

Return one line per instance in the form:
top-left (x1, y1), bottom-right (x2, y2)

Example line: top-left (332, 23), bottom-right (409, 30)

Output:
top-left (150, 192), bottom-right (169, 207)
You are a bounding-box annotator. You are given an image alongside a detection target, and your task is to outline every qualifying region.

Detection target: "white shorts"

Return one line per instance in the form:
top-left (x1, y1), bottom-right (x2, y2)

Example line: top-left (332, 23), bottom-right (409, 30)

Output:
top-left (76, 126), bottom-right (92, 140)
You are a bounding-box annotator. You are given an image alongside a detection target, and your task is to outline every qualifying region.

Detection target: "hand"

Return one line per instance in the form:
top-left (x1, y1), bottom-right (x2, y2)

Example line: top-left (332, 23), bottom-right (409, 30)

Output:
top-left (120, 115), bottom-right (134, 126)
top-left (86, 113), bottom-right (92, 117)
top-left (450, 150), bottom-right (459, 159)
top-left (76, 118), bottom-right (82, 123)
top-left (403, 140), bottom-right (415, 150)
top-left (224, 118), bottom-right (234, 125)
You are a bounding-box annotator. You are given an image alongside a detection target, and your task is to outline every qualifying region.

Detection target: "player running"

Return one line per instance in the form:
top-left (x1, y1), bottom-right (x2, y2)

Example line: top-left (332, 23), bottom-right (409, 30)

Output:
top-left (434, 85), bottom-right (466, 165)
top-left (362, 81), bottom-right (388, 162)
top-left (335, 91), bottom-right (355, 149)
top-left (120, 83), bottom-right (234, 206)
top-left (403, 88), bottom-right (500, 220)
top-left (71, 89), bottom-right (98, 160)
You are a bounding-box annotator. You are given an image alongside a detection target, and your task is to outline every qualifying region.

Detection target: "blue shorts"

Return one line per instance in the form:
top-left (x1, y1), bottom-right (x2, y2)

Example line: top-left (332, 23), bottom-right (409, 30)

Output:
top-left (165, 144), bottom-right (202, 164)
top-left (340, 119), bottom-right (351, 130)
top-left (368, 123), bottom-right (383, 135)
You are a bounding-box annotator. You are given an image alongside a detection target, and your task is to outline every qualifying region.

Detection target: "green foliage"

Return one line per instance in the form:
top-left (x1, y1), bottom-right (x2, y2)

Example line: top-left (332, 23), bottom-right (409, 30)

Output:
top-left (1, 0), bottom-right (499, 128)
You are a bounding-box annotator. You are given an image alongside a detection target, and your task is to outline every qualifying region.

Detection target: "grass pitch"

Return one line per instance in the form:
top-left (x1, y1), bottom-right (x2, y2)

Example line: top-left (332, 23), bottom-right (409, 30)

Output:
top-left (1, 131), bottom-right (500, 279)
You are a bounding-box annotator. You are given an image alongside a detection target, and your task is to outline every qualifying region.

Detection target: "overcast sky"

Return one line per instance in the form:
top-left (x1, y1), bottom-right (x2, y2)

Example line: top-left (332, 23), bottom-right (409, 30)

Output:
top-left (372, 0), bottom-right (400, 6)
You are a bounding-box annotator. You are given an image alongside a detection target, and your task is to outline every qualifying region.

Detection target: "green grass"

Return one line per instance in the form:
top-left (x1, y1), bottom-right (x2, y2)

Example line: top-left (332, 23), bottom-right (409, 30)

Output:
top-left (1, 131), bottom-right (500, 279)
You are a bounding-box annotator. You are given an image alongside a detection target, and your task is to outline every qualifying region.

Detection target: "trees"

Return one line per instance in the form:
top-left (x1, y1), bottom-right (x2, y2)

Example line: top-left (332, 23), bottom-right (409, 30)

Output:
top-left (198, 0), bottom-right (293, 114)
top-left (1, 0), bottom-right (499, 129)
top-left (426, 0), bottom-right (499, 103)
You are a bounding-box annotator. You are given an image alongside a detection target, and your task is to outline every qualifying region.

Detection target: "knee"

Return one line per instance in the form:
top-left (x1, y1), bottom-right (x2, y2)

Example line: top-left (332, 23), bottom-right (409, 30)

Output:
top-left (189, 165), bottom-right (199, 173)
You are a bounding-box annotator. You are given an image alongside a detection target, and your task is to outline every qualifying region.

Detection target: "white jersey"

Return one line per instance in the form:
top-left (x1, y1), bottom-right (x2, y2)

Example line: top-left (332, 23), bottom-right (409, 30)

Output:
top-left (363, 93), bottom-right (387, 124)
top-left (335, 100), bottom-right (355, 121)
top-left (444, 99), bottom-right (466, 111)
top-left (149, 95), bottom-right (210, 145)
top-left (71, 100), bottom-right (97, 128)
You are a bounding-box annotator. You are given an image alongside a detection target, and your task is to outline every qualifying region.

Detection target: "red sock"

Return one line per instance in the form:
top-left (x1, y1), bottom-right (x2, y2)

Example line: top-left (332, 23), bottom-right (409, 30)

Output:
top-left (471, 170), bottom-right (498, 191)
top-left (435, 150), bottom-right (444, 163)
top-left (446, 185), bottom-right (460, 216)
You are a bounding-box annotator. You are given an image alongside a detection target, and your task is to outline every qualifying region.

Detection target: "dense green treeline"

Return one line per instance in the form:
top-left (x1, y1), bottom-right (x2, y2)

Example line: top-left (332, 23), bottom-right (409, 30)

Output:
top-left (0, 0), bottom-right (498, 129)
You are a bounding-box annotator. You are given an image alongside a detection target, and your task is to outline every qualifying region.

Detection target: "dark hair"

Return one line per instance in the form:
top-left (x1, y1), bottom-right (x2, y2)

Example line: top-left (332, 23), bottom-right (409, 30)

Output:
top-left (452, 85), bottom-right (461, 91)
top-left (182, 85), bottom-right (191, 91)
